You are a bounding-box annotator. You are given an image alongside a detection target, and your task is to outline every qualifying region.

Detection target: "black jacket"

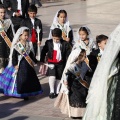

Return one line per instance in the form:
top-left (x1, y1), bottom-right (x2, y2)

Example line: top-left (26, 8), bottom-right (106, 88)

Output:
top-left (90, 48), bottom-right (100, 57)
top-left (20, 17), bottom-right (43, 41)
top-left (3, 0), bottom-right (29, 18)
top-left (0, 24), bottom-right (13, 58)
top-left (87, 48), bottom-right (100, 76)
top-left (40, 39), bottom-right (71, 63)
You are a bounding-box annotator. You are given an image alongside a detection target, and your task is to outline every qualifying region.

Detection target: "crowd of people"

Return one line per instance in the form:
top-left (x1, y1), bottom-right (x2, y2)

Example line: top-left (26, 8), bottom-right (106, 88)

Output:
top-left (0, 0), bottom-right (120, 120)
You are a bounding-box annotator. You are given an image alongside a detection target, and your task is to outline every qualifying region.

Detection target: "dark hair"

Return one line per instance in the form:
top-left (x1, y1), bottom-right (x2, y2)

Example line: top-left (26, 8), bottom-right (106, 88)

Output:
top-left (28, 5), bottom-right (37, 13)
top-left (20, 29), bottom-right (29, 36)
top-left (23, 29), bottom-right (29, 33)
top-left (79, 27), bottom-right (89, 35)
top-left (52, 28), bottom-right (62, 38)
top-left (57, 10), bottom-right (67, 17)
top-left (96, 34), bottom-right (108, 45)
top-left (74, 49), bottom-right (86, 62)
top-left (0, 4), bottom-right (5, 9)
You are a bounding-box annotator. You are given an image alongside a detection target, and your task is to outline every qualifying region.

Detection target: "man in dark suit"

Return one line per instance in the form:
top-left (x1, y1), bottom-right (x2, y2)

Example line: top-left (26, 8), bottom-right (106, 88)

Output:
top-left (3, 0), bottom-right (29, 32)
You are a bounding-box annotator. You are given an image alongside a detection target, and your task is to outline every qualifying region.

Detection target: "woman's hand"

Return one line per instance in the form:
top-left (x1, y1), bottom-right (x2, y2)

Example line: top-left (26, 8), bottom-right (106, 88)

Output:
top-left (37, 41), bottom-right (41, 46)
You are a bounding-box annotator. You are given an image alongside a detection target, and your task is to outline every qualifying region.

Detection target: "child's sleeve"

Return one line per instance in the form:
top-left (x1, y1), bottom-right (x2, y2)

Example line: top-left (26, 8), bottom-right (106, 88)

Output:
top-left (25, 0), bottom-right (29, 18)
top-left (65, 42), bottom-right (72, 62)
top-left (6, 25), bottom-right (14, 42)
top-left (68, 29), bottom-right (74, 45)
top-left (64, 64), bottom-right (75, 81)
top-left (3, 0), bottom-right (14, 17)
top-left (38, 20), bottom-right (43, 41)
top-left (3, 0), bottom-right (10, 8)
top-left (88, 55), bottom-right (98, 73)
top-left (29, 52), bottom-right (38, 64)
top-left (12, 49), bottom-right (18, 67)
top-left (40, 40), bottom-right (49, 62)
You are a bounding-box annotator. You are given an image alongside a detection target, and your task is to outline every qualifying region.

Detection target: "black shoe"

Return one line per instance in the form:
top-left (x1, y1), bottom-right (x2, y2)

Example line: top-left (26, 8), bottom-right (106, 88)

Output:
top-left (49, 93), bottom-right (56, 99)
top-left (23, 97), bottom-right (29, 101)
top-left (55, 93), bottom-right (58, 97)
top-left (71, 117), bottom-right (82, 119)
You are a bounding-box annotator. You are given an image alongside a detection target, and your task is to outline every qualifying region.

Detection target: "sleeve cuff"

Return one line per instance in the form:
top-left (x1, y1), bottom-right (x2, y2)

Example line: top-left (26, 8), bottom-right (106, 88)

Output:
top-left (13, 12), bottom-right (15, 16)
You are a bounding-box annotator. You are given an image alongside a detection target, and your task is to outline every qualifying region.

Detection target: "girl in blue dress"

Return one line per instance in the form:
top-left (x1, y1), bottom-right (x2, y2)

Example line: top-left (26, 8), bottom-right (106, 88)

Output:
top-left (0, 27), bottom-right (42, 100)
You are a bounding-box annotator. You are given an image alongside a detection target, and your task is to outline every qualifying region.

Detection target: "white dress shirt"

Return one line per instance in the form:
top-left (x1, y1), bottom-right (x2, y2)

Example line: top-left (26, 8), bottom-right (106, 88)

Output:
top-left (13, 0), bottom-right (22, 16)
top-left (17, 0), bottom-right (22, 15)
top-left (30, 18), bottom-right (35, 27)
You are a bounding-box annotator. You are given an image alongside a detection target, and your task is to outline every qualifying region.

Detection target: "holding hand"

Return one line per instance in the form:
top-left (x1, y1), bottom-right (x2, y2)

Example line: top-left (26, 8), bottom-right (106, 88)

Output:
top-left (39, 62), bottom-right (44, 65)
top-left (37, 41), bottom-right (41, 46)
top-left (37, 61), bottom-right (43, 66)
top-left (8, 7), bottom-right (11, 10)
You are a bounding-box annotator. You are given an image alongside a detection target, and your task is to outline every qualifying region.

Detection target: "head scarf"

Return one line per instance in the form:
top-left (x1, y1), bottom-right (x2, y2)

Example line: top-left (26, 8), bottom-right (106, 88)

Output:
top-left (8, 27), bottom-right (29, 67)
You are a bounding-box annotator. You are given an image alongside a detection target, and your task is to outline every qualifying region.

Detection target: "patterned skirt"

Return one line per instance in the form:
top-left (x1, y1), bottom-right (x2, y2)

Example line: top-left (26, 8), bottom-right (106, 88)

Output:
top-left (54, 92), bottom-right (86, 117)
top-left (0, 66), bottom-right (43, 98)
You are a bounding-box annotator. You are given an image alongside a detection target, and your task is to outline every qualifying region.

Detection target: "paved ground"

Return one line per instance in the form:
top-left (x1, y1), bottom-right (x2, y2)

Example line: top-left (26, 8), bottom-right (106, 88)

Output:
top-left (1, 0), bottom-right (120, 120)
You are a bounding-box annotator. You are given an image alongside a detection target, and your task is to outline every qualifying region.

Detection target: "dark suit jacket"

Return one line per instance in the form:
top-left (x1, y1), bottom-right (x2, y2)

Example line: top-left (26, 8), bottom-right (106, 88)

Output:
top-left (3, 0), bottom-right (29, 18)
top-left (0, 22), bottom-right (14, 58)
top-left (20, 17), bottom-right (43, 41)
top-left (90, 48), bottom-right (100, 57)
top-left (40, 39), bottom-right (71, 63)
top-left (87, 48), bottom-right (100, 76)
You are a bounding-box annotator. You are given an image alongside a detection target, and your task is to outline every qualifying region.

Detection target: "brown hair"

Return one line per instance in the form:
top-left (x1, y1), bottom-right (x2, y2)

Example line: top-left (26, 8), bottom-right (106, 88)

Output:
top-left (52, 28), bottom-right (62, 38)
top-left (57, 10), bottom-right (67, 17)
top-left (96, 34), bottom-right (108, 45)
top-left (0, 4), bottom-right (5, 9)
top-left (20, 29), bottom-right (29, 37)
top-left (79, 27), bottom-right (89, 35)
top-left (74, 49), bottom-right (86, 62)
top-left (28, 5), bottom-right (37, 13)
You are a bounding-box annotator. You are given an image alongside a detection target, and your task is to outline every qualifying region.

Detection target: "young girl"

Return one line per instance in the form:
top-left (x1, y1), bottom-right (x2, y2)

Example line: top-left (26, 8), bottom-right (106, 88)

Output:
top-left (40, 28), bottom-right (71, 99)
top-left (0, 27), bottom-right (42, 100)
top-left (73, 26), bottom-right (96, 55)
top-left (49, 10), bottom-right (73, 46)
top-left (54, 49), bottom-right (91, 118)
